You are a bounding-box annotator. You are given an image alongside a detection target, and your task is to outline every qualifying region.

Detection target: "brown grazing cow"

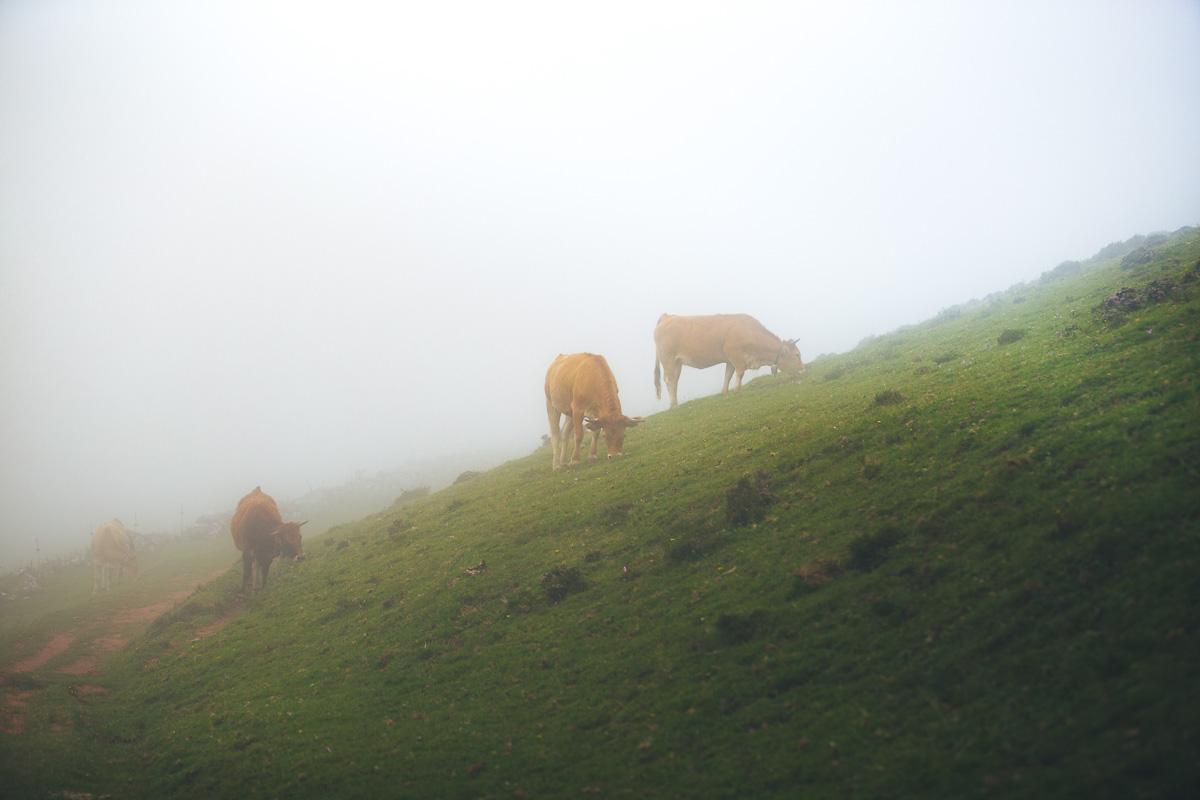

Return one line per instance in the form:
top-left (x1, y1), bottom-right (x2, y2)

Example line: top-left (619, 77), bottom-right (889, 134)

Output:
top-left (545, 353), bottom-right (643, 470)
top-left (231, 487), bottom-right (306, 594)
top-left (91, 519), bottom-right (138, 595)
top-left (653, 313), bottom-right (804, 409)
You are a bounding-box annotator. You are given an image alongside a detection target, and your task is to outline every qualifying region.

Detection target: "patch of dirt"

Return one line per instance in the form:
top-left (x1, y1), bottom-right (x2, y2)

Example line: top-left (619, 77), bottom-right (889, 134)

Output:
top-left (194, 611), bottom-right (238, 640)
top-left (58, 636), bottom-right (130, 676)
top-left (113, 588), bottom-right (197, 625)
top-left (9, 632), bottom-right (76, 673)
top-left (1, 565), bottom-right (230, 738)
top-left (111, 566), bottom-right (229, 627)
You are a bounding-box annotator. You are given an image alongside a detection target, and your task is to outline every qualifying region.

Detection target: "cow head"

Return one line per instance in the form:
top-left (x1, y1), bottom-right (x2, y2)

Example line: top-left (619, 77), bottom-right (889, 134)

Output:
top-left (273, 521), bottom-right (308, 561)
top-left (584, 415), bottom-right (643, 457)
top-left (777, 339), bottom-right (805, 374)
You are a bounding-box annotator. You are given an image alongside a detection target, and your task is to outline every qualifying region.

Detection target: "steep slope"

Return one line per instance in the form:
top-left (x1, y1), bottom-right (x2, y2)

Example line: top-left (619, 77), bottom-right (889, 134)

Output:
top-left (6, 228), bottom-right (1199, 799)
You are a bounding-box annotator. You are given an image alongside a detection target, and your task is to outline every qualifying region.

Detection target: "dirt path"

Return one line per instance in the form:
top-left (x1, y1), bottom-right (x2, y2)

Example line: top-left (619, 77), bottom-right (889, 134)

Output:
top-left (9, 632), bottom-right (76, 673)
top-left (0, 564), bottom-right (230, 737)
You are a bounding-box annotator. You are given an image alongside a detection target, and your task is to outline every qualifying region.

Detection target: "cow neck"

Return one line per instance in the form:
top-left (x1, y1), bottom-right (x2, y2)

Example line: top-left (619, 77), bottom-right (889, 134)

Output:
top-left (591, 377), bottom-right (623, 420)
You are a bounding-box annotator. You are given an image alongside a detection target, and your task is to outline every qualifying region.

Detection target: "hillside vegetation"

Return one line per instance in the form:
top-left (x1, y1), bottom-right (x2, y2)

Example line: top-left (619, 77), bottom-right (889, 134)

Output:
top-left (4, 228), bottom-right (1199, 798)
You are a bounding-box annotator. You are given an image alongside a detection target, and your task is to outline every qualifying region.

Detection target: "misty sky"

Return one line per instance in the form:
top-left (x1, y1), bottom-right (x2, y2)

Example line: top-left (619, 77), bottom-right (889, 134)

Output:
top-left (2, 1), bottom-right (1198, 567)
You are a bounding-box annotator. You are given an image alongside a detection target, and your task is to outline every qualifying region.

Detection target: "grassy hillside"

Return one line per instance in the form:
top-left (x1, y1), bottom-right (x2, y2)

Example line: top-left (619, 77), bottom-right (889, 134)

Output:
top-left (4, 228), bottom-right (1199, 798)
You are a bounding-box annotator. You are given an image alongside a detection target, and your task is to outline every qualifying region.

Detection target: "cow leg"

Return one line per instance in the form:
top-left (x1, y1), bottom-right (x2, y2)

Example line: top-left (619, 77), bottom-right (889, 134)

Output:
top-left (666, 360), bottom-right (683, 409)
top-left (561, 416), bottom-right (576, 466)
top-left (734, 366), bottom-right (746, 392)
top-left (722, 363), bottom-right (735, 394)
top-left (588, 426), bottom-right (601, 461)
top-left (259, 553), bottom-right (271, 589)
top-left (242, 549), bottom-right (255, 594)
top-left (547, 403), bottom-right (563, 470)
top-left (568, 414), bottom-right (585, 465)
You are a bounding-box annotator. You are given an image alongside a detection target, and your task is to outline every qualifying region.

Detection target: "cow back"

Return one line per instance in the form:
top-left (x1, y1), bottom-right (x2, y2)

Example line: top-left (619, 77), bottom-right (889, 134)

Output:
top-left (546, 353), bottom-right (623, 419)
top-left (92, 520), bottom-right (132, 564)
top-left (656, 313), bottom-right (780, 365)
top-left (231, 487), bottom-right (284, 553)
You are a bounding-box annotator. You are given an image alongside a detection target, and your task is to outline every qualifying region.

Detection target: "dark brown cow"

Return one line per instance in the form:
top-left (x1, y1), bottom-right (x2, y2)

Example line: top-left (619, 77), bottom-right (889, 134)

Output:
top-left (653, 313), bottom-right (804, 408)
top-left (230, 487), bottom-right (306, 594)
top-left (545, 353), bottom-right (643, 470)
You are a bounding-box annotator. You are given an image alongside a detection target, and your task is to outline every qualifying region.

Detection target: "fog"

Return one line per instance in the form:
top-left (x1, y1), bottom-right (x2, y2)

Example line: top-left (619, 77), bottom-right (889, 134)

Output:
top-left (1, 1), bottom-right (1197, 567)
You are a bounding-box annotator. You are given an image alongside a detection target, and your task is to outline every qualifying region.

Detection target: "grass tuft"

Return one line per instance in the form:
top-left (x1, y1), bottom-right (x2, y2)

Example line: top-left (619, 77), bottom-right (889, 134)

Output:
top-left (997, 328), bottom-right (1027, 345)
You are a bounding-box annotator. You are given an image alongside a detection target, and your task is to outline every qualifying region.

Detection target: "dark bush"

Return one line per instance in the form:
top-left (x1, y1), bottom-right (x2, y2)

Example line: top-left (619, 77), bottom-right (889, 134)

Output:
top-left (932, 351), bottom-right (959, 364)
top-left (1096, 288), bottom-right (1141, 326)
top-left (997, 329), bottom-right (1026, 345)
top-left (725, 472), bottom-right (775, 527)
top-left (1121, 246), bottom-right (1157, 270)
top-left (1142, 278), bottom-right (1177, 304)
top-left (848, 527), bottom-right (905, 571)
top-left (874, 389), bottom-right (904, 406)
top-left (1091, 234), bottom-right (1146, 263)
top-left (541, 566), bottom-right (586, 603)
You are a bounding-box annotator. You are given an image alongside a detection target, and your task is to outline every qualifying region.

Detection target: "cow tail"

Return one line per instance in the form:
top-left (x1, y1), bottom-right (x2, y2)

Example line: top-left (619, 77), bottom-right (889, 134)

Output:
top-left (654, 356), bottom-right (662, 400)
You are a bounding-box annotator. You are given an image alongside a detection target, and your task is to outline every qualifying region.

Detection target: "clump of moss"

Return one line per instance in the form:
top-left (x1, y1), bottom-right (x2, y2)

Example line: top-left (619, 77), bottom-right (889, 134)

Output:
top-left (997, 329), bottom-right (1027, 345)
top-left (848, 527), bottom-right (906, 571)
top-left (540, 566), bottom-right (586, 603)
top-left (725, 472), bottom-right (775, 527)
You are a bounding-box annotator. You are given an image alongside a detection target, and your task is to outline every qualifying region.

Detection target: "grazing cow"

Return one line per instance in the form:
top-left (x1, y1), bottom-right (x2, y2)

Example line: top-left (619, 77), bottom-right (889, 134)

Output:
top-left (653, 313), bottom-right (804, 408)
top-left (91, 519), bottom-right (138, 595)
top-left (545, 353), bottom-right (643, 469)
top-left (230, 487), bottom-right (306, 594)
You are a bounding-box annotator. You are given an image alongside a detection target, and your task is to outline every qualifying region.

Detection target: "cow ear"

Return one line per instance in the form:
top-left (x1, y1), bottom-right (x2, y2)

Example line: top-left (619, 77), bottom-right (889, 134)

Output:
top-left (624, 416), bottom-right (643, 427)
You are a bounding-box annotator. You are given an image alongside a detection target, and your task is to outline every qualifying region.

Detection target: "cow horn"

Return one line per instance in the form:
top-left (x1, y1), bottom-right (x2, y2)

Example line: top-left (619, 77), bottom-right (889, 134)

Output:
top-left (298, 520), bottom-right (309, 528)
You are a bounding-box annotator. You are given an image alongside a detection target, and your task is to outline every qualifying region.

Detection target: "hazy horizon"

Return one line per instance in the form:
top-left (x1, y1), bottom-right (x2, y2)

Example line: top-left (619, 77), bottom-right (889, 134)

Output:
top-left (3, 1), bottom-right (1198, 567)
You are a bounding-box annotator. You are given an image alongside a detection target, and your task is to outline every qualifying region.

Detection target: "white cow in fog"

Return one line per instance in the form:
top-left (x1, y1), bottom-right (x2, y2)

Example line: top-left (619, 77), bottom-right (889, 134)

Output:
top-left (91, 519), bottom-right (138, 594)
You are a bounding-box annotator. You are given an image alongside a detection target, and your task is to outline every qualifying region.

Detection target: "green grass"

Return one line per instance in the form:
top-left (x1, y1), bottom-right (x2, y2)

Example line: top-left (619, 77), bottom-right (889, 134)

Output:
top-left (4, 228), bottom-right (1199, 798)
